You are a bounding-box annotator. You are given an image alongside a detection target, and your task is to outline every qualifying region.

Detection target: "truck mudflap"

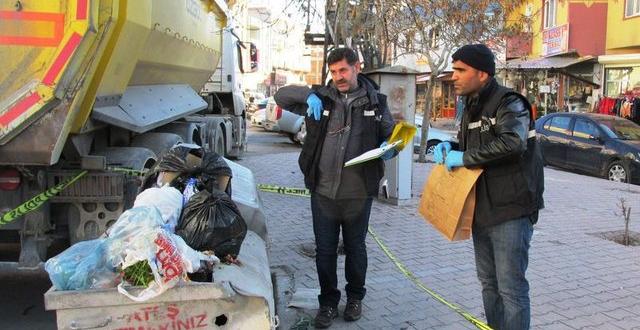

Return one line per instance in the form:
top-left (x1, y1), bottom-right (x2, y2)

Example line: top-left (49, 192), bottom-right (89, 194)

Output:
top-left (44, 231), bottom-right (277, 329)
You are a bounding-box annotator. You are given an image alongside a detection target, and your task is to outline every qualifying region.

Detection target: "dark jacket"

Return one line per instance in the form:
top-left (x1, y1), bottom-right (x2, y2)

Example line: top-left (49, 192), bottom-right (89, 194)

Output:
top-left (457, 78), bottom-right (544, 227)
top-left (274, 74), bottom-right (395, 197)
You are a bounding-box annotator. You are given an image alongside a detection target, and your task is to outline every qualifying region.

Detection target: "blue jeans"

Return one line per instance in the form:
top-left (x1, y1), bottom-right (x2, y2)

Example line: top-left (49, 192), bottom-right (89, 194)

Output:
top-left (311, 194), bottom-right (372, 308)
top-left (472, 216), bottom-right (533, 330)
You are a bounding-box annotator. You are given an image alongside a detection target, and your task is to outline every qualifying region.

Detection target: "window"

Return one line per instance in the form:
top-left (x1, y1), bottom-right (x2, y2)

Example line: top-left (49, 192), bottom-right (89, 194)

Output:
top-left (604, 66), bottom-right (640, 97)
top-left (543, 0), bottom-right (557, 29)
top-left (572, 119), bottom-right (600, 140)
top-left (626, 0), bottom-right (640, 18)
top-left (544, 116), bottom-right (571, 135)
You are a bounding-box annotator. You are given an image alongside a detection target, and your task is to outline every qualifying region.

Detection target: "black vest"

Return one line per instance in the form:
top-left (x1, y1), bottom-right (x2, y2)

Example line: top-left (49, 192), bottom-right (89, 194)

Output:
top-left (298, 88), bottom-right (388, 197)
top-left (461, 81), bottom-right (545, 227)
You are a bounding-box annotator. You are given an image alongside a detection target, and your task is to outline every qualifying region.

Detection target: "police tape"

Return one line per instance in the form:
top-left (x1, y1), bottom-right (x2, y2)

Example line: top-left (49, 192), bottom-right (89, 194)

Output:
top-left (0, 167), bottom-right (146, 226)
top-left (0, 170), bottom-right (88, 226)
top-left (107, 166), bottom-right (147, 176)
top-left (367, 227), bottom-right (492, 330)
top-left (256, 183), bottom-right (492, 330)
top-left (257, 184), bottom-right (310, 197)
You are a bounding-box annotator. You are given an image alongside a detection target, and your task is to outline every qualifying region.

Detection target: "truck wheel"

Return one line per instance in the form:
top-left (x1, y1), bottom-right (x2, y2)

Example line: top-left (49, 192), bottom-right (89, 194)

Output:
top-left (209, 126), bottom-right (226, 156)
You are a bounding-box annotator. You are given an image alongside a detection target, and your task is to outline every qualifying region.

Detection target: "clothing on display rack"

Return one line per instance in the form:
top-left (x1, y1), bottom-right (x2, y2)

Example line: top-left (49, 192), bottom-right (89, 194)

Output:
top-left (596, 96), bottom-right (640, 124)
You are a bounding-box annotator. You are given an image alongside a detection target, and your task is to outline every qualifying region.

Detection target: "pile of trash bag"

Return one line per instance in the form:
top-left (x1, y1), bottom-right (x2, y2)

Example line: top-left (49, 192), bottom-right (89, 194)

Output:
top-left (45, 189), bottom-right (219, 301)
top-left (140, 144), bottom-right (246, 259)
top-left (45, 143), bottom-right (248, 301)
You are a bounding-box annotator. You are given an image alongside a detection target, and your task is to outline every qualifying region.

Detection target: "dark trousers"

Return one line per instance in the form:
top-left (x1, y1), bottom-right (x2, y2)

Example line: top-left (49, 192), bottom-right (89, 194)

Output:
top-left (473, 216), bottom-right (534, 330)
top-left (311, 194), bottom-right (372, 308)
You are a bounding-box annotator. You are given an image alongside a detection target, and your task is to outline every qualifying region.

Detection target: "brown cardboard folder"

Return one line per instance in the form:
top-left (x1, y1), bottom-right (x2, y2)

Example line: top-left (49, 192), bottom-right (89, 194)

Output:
top-left (418, 165), bottom-right (483, 241)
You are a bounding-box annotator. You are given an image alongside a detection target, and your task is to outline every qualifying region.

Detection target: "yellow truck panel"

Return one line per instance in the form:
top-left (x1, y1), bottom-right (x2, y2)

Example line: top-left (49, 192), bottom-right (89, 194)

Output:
top-left (0, 0), bottom-right (226, 164)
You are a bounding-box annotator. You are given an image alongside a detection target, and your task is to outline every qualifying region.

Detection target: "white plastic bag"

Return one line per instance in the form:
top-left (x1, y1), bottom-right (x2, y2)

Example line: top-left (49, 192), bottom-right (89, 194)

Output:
top-left (133, 186), bottom-right (183, 232)
top-left (106, 206), bottom-right (219, 302)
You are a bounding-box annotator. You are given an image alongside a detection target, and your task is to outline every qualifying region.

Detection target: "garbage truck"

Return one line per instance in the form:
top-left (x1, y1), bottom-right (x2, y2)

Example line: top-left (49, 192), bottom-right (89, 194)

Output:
top-left (0, 0), bottom-right (275, 326)
top-left (1, 0), bottom-right (250, 262)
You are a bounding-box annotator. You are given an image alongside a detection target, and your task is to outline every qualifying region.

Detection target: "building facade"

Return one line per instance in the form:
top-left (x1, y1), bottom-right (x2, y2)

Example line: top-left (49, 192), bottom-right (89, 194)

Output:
top-left (503, 0), bottom-right (610, 118)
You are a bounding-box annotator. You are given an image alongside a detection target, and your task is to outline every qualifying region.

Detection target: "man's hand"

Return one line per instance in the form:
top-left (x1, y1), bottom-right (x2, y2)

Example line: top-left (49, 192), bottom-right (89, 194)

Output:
top-left (306, 93), bottom-right (323, 121)
top-left (433, 141), bottom-right (452, 164)
top-left (380, 141), bottom-right (396, 160)
top-left (444, 150), bottom-right (464, 171)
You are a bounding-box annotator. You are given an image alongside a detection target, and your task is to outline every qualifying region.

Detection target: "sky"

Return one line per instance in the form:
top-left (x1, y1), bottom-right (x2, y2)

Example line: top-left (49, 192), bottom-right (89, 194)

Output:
top-left (250, 0), bottom-right (325, 32)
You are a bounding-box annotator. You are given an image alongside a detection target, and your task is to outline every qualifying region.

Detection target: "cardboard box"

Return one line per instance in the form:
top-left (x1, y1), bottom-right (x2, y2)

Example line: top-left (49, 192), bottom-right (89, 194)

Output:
top-left (418, 165), bottom-right (483, 241)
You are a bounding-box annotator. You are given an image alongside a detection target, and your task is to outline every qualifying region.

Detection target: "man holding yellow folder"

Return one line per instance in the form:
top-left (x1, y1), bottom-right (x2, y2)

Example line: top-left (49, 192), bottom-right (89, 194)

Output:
top-left (274, 47), bottom-right (397, 328)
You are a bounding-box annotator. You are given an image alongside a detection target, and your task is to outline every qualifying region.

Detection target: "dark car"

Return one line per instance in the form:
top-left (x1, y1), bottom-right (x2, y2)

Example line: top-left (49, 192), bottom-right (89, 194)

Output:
top-left (535, 112), bottom-right (640, 184)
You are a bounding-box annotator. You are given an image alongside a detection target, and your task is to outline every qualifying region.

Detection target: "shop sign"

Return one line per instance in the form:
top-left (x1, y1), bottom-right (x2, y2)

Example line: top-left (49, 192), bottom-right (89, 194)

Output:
top-left (539, 85), bottom-right (551, 93)
top-left (270, 72), bottom-right (287, 86)
top-left (542, 24), bottom-right (569, 57)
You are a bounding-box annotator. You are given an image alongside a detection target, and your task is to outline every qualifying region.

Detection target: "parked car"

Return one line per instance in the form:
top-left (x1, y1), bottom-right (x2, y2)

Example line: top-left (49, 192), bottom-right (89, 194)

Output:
top-left (413, 115), bottom-right (459, 154)
top-left (263, 97), bottom-right (281, 132)
top-left (245, 91), bottom-right (265, 104)
top-left (250, 109), bottom-right (266, 127)
top-left (246, 97), bottom-right (267, 117)
top-left (265, 97), bottom-right (305, 143)
top-left (535, 112), bottom-right (640, 183)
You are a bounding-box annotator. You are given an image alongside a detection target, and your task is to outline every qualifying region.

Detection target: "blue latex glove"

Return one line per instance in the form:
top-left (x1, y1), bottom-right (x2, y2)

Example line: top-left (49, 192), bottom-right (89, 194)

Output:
top-left (433, 141), bottom-right (452, 164)
top-left (444, 150), bottom-right (464, 171)
top-left (306, 93), bottom-right (323, 121)
top-left (380, 141), bottom-right (396, 160)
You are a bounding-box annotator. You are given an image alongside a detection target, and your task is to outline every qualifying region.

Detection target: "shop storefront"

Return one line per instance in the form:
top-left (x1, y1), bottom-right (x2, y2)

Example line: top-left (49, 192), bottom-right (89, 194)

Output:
top-left (416, 73), bottom-right (458, 119)
top-left (599, 55), bottom-right (640, 97)
top-left (500, 55), bottom-right (599, 119)
top-left (596, 54), bottom-right (640, 124)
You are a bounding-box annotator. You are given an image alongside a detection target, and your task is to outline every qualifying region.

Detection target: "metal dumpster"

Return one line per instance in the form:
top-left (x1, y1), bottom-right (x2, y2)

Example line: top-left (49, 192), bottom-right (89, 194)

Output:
top-left (44, 231), bottom-right (275, 330)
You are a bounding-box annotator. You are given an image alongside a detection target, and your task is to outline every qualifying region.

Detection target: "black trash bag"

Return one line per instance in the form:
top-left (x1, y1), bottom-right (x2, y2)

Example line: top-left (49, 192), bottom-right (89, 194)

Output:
top-left (140, 144), bottom-right (232, 195)
top-left (176, 189), bottom-right (247, 258)
top-left (199, 152), bottom-right (233, 195)
top-left (156, 144), bottom-right (204, 173)
top-left (140, 144), bottom-right (204, 192)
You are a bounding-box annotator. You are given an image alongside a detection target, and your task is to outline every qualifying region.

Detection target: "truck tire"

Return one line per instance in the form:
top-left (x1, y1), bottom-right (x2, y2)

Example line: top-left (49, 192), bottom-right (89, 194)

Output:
top-left (211, 126), bottom-right (226, 156)
top-left (131, 132), bottom-right (183, 158)
top-left (155, 123), bottom-right (200, 145)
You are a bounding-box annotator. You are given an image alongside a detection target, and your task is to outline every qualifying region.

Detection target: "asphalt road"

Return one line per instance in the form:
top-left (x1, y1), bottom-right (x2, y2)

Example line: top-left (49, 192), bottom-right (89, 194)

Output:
top-left (0, 270), bottom-right (56, 330)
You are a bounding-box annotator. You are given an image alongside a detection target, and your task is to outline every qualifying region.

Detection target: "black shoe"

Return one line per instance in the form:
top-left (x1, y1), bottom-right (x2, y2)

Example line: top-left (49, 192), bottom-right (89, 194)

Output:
top-left (314, 305), bottom-right (338, 329)
top-left (343, 299), bottom-right (362, 321)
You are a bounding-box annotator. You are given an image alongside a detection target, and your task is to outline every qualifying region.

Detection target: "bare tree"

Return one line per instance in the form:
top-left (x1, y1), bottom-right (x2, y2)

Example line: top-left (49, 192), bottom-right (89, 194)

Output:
top-left (297, 1), bottom-right (531, 162)
top-left (617, 198), bottom-right (632, 246)
top-left (379, 0), bottom-right (528, 162)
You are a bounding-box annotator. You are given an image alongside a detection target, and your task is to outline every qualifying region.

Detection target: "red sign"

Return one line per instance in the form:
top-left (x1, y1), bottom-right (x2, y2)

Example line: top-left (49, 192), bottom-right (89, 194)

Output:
top-left (542, 24), bottom-right (569, 57)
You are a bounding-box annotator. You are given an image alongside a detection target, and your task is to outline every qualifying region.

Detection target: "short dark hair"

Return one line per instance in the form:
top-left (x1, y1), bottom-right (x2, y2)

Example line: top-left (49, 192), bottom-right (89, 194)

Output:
top-left (327, 47), bottom-right (358, 66)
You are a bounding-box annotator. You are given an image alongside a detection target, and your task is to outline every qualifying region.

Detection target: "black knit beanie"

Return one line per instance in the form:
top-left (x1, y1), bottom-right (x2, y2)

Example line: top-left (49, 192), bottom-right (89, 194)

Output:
top-left (452, 44), bottom-right (495, 76)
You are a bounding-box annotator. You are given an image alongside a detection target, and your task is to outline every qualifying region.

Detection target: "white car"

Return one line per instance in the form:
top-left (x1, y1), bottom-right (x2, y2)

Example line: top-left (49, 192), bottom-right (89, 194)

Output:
top-left (250, 109), bottom-right (266, 127)
top-left (413, 115), bottom-right (459, 154)
top-left (265, 97), bottom-right (305, 144)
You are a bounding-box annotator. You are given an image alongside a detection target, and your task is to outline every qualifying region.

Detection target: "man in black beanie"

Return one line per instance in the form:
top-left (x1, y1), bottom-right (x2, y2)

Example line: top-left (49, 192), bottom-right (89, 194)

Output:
top-left (432, 44), bottom-right (545, 330)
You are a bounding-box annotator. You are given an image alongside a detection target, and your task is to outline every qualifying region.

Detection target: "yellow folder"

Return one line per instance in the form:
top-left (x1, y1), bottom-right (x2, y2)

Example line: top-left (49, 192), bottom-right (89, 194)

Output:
top-left (387, 121), bottom-right (417, 151)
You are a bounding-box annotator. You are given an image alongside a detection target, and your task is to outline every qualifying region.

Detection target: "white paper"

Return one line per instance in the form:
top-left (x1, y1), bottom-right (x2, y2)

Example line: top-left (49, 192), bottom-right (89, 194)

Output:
top-left (344, 140), bottom-right (402, 167)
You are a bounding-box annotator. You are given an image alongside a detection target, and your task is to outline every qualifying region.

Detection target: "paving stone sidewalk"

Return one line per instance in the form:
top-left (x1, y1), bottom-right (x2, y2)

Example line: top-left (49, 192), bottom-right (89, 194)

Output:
top-left (238, 138), bottom-right (640, 330)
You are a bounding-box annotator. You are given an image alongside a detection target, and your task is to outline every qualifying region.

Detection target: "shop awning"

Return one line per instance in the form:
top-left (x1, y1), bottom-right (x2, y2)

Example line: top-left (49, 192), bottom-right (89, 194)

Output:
top-left (598, 54), bottom-right (640, 65)
top-left (416, 72), bottom-right (451, 83)
top-left (500, 55), bottom-right (595, 69)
